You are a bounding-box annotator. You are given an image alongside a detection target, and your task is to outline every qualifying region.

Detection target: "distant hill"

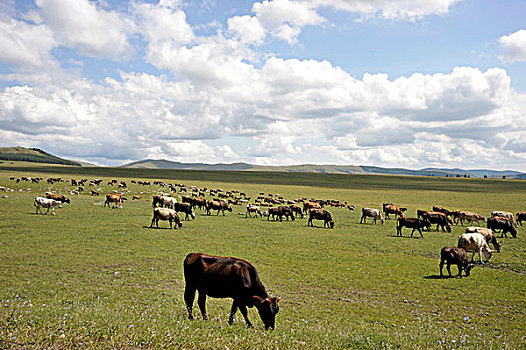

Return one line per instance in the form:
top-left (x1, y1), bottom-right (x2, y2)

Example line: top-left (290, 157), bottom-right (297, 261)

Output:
top-left (0, 147), bottom-right (81, 166)
top-left (120, 159), bottom-right (525, 179)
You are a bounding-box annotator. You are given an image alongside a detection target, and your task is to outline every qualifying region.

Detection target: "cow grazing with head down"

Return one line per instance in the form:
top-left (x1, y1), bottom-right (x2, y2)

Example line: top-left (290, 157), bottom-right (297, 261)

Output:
top-left (422, 212), bottom-right (452, 233)
top-left (517, 212), bottom-right (526, 226)
top-left (457, 211), bottom-right (486, 226)
top-left (45, 192), bottom-right (70, 204)
top-left (268, 206), bottom-right (295, 222)
top-left (458, 232), bottom-right (493, 264)
top-left (183, 253), bottom-right (280, 330)
top-left (491, 211), bottom-right (518, 227)
top-left (308, 209), bottom-right (334, 228)
top-left (439, 247), bottom-right (474, 278)
top-left (360, 208), bottom-right (384, 225)
top-left (34, 197), bottom-right (62, 215)
top-left (303, 201), bottom-right (321, 215)
top-left (487, 216), bottom-right (517, 238)
top-left (105, 193), bottom-right (126, 208)
top-left (206, 200), bottom-right (232, 216)
top-left (246, 204), bottom-right (262, 218)
top-left (150, 208), bottom-right (183, 229)
top-left (396, 217), bottom-right (431, 238)
top-left (172, 202), bottom-right (195, 221)
top-left (383, 203), bottom-right (406, 219)
top-left (289, 204), bottom-right (304, 218)
top-left (465, 227), bottom-right (501, 252)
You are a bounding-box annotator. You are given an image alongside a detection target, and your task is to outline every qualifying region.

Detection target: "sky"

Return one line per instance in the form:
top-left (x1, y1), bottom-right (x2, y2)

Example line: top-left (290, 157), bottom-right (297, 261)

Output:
top-left (0, 0), bottom-right (525, 170)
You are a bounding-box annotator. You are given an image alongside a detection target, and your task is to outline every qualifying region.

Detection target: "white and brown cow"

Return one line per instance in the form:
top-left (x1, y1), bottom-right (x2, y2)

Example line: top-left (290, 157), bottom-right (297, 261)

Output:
top-left (34, 197), bottom-right (62, 215)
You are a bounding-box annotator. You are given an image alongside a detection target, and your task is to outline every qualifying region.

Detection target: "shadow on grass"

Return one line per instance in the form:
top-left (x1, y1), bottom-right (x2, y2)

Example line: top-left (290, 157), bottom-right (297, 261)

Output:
top-left (423, 275), bottom-right (457, 279)
top-left (143, 225), bottom-right (176, 230)
top-left (385, 234), bottom-right (422, 239)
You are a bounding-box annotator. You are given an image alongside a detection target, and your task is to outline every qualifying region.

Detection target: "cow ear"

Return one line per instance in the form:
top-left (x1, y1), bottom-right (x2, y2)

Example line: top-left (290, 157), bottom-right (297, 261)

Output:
top-left (253, 296), bottom-right (264, 307)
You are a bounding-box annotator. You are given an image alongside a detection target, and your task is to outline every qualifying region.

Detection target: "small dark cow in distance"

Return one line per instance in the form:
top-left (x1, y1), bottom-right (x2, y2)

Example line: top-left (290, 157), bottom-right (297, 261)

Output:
top-left (439, 247), bottom-right (474, 278)
top-left (308, 209), bottom-right (334, 228)
top-left (517, 212), bottom-right (526, 226)
top-left (422, 212), bottom-right (452, 233)
top-left (150, 208), bottom-right (183, 229)
top-left (396, 217), bottom-right (431, 238)
top-left (268, 206), bottom-right (295, 222)
top-left (183, 253), bottom-right (280, 330)
top-left (45, 192), bottom-right (70, 204)
top-left (487, 216), bottom-right (517, 238)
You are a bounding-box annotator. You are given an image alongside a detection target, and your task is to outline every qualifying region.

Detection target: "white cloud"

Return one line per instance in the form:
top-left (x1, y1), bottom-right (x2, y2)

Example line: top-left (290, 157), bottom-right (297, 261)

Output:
top-left (0, 18), bottom-right (56, 68)
top-left (228, 15), bottom-right (266, 45)
top-left (35, 0), bottom-right (134, 59)
top-left (307, 0), bottom-right (462, 21)
top-left (499, 29), bottom-right (526, 63)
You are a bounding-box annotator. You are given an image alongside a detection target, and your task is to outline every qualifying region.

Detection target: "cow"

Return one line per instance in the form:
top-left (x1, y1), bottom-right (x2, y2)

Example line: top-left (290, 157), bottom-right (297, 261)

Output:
top-left (421, 212), bottom-right (452, 233)
top-left (268, 206), bottom-right (295, 222)
top-left (439, 247), bottom-right (474, 278)
top-left (458, 233), bottom-right (493, 264)
top-left (465, 227), bottom-right (501, 252)
top-left (193, 198), bottom-right (208, 210)
top-left (487, 216), bottom-right (517, 238)
top-left (105, 193), bottom-right (126, 208)
top-left (308, 209), bottom-right (334, 229)
top-left (206, 200), bottom-right (232, 216)
top-left (150, 208), bottom-right (182, 229)
top-left (34, 197), bottom-right (62, 215)
top-left (383, 203), bottom-right (406, 219)
top-left (289, 204), bottom-right (304, 218)
top-left (172, 202), bottom-right (195, 221)
top-left (457, 211), bottom-right (486, 226)
top-left (152, 195), bottom-right (176, 209)
top-left (360, 208), bottom-right (384, 225)
top-left (491, 211), bottom-right (518, 227)
top-left (91, 190), bottom-right (100, 196)
top-left (517, 212), bottom-right (526, 226)
top-left (132, 195), bottom-right (142, 200)
top-left (303, 201), bottom-right (321, 215)
top-left (246, 204), bottom-right (263, 218)
top-left (433, 206), bottom-right (452, 217)
top-left (183, 253), bottom-right (280, 330)
top-left (396, 217), bottom-right (431, 238)
top-left (416, 209), bottom-right (428, 220)
top-left (45, 192), bottom-right (70, 204)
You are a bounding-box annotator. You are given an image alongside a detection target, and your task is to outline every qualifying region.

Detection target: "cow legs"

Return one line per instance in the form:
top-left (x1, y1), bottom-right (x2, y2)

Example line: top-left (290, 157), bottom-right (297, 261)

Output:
top-left (197, 291), bottom-right (208, 320)
top-left (478, 248), bottom-right (485, 265)
top-left (360, 215), bottom-right (365, 224)
top-left (238, 305), bottom-right (253, 328)
top-left (184, 286), bottom-right (196, 320)
top-left (150, 217), bottom-right (156, 228)
top-left (228, 300), bottom-right (238, 325)
top-left (417, 227), bottom-right (423, 238)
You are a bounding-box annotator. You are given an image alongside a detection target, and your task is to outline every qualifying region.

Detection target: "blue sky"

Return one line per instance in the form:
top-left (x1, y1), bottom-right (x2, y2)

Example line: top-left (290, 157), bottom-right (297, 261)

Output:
top-left (0, 0), bottom-right (525, 170)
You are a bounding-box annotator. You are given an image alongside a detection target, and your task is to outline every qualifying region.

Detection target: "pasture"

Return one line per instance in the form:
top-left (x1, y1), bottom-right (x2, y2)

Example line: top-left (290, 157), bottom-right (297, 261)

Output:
top-left (0, 164), bottom-right (525, 349)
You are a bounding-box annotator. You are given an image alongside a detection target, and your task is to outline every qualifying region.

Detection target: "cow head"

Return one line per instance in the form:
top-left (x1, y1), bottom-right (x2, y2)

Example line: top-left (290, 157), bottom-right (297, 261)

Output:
top-left (494, 241), bottom-right (502, 253)
top-left (177, 222), bottom-right (183, 229)
top-left (464, 263), bottom-right (476, 277)
top-left (226, 206), bottom-right (233, 212)
top-left (329, 220), bottom-right (335, 229)
top-left (446, 225), bottom-right (452, 233)
top-left (510, 226), bottom-right (517, 238)
top-left (423, 220), bottom-right (432, 231)
top-left (191, 213), bottom-right (196, 220)
top-left (253, 296), bottom-right (280, 330)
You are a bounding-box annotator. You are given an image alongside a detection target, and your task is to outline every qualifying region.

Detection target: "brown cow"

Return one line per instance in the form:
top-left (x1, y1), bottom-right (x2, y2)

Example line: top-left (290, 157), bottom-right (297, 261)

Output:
top-left (422, 212), bottom-right (452, 232)
top-left (439, 247), bottom-right (474, 278)
top-left (45, 192), bottom-right (70, 204)
top-left (206, 200), bottom-right (232, 215)
top-left (183, 253), bottom-right (280, 329)
top-left (303, 201), bottom-right (321, 214)
top-left (105, 193), bottom-right (126, 208)
top-left (268, 206), bottom-right (295, 222)
top-left (308, 209), bottom-right (334, 228)
top-left (396, 217), bottom-right (431, 238)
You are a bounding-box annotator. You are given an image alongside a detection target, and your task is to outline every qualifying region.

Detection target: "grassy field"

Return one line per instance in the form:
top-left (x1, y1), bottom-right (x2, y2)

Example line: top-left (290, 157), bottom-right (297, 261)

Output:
top-left (0, 164), bottom-right (525, 349)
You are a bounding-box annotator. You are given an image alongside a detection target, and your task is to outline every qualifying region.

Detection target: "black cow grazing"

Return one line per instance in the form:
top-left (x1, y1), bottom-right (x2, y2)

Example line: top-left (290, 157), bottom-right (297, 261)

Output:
top-left (422, 212), bottom-right (452, 232)
top-left (308, 209), bottom-right (334, 229)
top-left (516, 212), bottom-right (526, 226)
top-left (173, 202), bottom-right (195, 221)
top-left (268, 206), bottom-right (295, 222)
top-left (396, 217), bottom-right (431, 238)
top-left (487, 216), bottom-right (517, 238)
top-left (183, 253), bottom-right (280, 330)
top-left (439, 247), bottom-right (474, 278)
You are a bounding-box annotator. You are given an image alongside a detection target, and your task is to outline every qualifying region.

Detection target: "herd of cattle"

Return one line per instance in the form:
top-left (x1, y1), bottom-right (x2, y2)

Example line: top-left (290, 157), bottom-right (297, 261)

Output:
top-left (5, 175), bottom-right (524, 329)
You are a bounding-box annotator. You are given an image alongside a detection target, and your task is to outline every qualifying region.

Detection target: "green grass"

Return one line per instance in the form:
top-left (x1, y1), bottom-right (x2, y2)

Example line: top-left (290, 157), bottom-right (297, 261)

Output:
top-left (0, 163), bottom-right (525, 349)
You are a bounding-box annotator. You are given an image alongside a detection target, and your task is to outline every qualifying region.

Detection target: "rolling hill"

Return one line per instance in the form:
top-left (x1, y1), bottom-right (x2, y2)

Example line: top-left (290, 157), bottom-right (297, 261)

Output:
top-left (0, 147), bottom-right (81, 166)
top-left (119, 159), bottom-right (525, 179)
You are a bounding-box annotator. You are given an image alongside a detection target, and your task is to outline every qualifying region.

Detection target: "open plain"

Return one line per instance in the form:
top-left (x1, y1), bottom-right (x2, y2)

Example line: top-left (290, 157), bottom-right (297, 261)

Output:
top-left (0, 163), bottom-right (525, 349)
